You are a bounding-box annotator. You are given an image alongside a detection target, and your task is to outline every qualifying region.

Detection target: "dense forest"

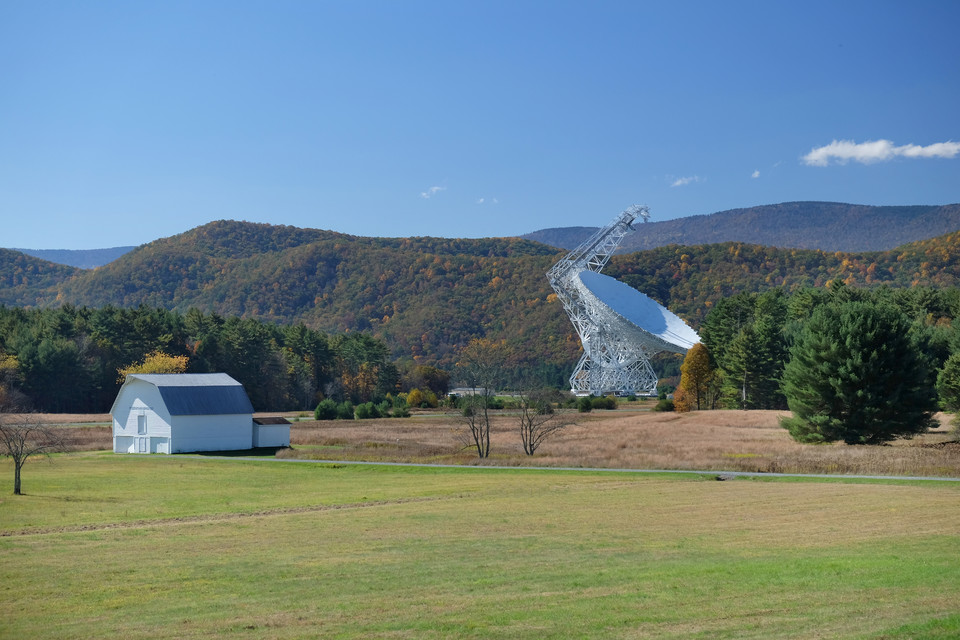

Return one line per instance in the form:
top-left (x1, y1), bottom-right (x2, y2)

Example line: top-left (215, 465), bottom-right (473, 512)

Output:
top-left (606, 231), bottom-right (960, 326)
top-left (691, 283), bottom-right (959, 411)
top-left (2, 282), bottom-right (957, 416)
top-left (666, 281), bottom-right (960, 445)
top-left (1, 220), bottom-right (960, 381)
top-left (0, 305), bottom-right (403, 413)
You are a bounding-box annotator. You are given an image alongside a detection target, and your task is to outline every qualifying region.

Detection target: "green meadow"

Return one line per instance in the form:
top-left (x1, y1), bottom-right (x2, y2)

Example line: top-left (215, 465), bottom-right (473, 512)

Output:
top-left (2, 454), bottom-right (959, 639)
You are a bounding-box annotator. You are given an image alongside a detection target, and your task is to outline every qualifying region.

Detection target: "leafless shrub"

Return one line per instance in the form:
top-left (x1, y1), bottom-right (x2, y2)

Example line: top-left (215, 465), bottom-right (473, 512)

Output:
top-left (516, 388), bottom-right (572, 455)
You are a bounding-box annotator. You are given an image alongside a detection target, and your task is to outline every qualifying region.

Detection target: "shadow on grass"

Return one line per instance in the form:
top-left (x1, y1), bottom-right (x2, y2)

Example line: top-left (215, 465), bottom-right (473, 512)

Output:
top-left (187, 447), bottom-right (289, 458)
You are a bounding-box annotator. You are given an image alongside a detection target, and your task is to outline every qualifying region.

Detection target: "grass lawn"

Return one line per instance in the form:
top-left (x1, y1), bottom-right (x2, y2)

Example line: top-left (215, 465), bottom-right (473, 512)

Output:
top-left (2, 454), bottom-right (959, 639)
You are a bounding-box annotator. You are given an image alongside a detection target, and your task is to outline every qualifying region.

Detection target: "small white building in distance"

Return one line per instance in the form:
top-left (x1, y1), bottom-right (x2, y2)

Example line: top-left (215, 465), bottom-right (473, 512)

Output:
top-left (111, 373), bottom-right (290, 454)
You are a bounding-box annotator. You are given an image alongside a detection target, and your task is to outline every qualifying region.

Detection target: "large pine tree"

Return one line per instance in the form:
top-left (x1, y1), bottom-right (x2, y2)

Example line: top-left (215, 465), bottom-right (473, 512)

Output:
top-left (701, 290), bottom-right (788, 409)
top-left (781, 300), bottom-right (938, 444)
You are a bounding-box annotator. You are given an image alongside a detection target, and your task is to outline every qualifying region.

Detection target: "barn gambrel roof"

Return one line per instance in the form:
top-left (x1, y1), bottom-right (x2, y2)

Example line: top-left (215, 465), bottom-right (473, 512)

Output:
top-left (111, 373), bottom-right (255, 416)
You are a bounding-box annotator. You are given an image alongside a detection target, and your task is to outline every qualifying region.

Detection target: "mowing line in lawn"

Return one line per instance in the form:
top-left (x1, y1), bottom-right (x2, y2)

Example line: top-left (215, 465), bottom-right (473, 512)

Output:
top-left (2, 494), bottom-right (456, 538)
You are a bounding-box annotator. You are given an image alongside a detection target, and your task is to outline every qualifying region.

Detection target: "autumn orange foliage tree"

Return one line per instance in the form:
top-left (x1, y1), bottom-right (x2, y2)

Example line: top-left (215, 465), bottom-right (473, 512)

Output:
top-left (677, 343), bottom-right (714, 411)
top-left (672, 385), bottom-right (692, 413)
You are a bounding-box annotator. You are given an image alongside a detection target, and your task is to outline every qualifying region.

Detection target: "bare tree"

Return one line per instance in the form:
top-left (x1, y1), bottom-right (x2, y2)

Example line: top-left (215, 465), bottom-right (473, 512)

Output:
top-left (0, 413), bottom-right (66, 495)
top-left (459, 394), bottom-right (493, 458)
top-left (455, 339), bottom-right (508, 458)
top-left (516, 388), bottom-right (570, 455)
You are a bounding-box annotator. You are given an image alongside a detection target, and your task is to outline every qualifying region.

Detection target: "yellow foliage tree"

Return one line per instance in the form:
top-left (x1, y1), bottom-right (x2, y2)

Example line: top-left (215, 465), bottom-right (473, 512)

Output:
top-left (0, 353), bottom-right (26, 410)
top-left (117, 351), bottom-right (190, 382)
top-left (678, 343), bottom-right (713, 411)
top-left (406, 388), bottom-right (424, 408)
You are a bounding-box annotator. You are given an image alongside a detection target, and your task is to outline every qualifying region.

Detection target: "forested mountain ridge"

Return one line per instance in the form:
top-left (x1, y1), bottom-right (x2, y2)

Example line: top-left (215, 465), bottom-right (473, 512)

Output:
top-left (2, 219), bottom-right (960, 375)
top-left (33, 221), bottom-right (571, 372)
top-left (606, 230), bottom-right (960, 325)
top-left (0, 248), bottom-right (80, 306)
top-left (524, 202), bottom-right (960, 253)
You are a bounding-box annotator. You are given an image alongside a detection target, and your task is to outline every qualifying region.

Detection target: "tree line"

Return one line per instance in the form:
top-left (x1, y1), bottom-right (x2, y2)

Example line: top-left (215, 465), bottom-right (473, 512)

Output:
top-left (675, 282), bottom-right (960, 443)
top-left (0, 304), bottom-right (419, 413)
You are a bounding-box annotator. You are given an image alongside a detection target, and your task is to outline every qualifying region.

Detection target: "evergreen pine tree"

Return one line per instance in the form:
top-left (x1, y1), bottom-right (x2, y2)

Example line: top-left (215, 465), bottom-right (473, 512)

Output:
top-left (723, 325), bottom-right (755, 409)
top-left (749, 291), bottom-right (789, 409)
top-left (702, 290), bottom-right (788, 410)
top-left (937, 352), bottom-right (960, 412)
top-left (781, 301), bottom-right (938, 444)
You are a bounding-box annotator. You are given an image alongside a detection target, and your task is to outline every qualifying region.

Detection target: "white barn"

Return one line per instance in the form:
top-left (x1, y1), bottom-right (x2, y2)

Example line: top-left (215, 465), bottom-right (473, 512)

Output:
top-left (111, 373), bottom-right (289, 454)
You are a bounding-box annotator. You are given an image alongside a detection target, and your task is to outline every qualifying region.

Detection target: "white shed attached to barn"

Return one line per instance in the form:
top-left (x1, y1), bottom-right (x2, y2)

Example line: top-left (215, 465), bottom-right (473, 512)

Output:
top-left (253, 416), bottom-right (293, 448)
top-left (111, 373), bottom-right (288, 454)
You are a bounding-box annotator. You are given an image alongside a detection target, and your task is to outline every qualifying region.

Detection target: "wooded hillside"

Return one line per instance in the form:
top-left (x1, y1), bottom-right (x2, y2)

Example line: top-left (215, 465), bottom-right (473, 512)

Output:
top-left (606, 230), bottom-right (960, 325)
top-left (2, 220), bottom-right (959, 375)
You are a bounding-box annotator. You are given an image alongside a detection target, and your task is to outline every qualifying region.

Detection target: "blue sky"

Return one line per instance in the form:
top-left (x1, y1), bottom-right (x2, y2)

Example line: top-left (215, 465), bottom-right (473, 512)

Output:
top-left (2, 1), bottom-right (958, 249)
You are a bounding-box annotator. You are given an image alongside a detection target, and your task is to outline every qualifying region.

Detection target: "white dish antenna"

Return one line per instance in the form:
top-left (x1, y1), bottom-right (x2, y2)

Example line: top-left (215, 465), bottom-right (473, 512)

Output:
top-left (547, 205), bottom-right (700, 396)
top-left (575, 271), bottom-right (699, 354)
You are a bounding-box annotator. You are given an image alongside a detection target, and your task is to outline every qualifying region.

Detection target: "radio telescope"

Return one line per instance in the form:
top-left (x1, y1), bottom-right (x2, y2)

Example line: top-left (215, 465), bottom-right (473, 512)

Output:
top-left (547, 205), bottom-right (700, 396)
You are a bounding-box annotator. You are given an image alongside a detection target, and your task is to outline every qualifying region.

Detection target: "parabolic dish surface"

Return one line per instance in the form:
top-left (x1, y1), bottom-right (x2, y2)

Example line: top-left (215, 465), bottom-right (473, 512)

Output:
top-left (576, 270), bottom-right (700, 353)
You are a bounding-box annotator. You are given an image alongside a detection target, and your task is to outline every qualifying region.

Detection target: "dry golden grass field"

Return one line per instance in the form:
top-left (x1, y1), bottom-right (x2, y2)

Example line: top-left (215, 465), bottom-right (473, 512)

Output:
top-left (44, 406), bottom-right (960, 478)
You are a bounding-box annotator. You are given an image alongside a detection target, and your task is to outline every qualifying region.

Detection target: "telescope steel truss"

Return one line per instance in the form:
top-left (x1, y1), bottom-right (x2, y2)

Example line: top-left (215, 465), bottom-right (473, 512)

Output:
top-left (547, 205), bottom-right (661, 396)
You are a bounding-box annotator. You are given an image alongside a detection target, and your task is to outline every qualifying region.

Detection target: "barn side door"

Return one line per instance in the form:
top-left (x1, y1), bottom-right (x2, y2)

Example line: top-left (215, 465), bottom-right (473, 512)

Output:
top-left (136, 413), bottom-right (149, 453)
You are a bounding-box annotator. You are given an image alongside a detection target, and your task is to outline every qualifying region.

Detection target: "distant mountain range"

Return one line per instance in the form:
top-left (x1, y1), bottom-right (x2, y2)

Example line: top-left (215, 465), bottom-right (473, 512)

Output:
top-left (522, 202), bottom-right (960, 252)
top-left (11, 246), bottom-right (137, 269)
top-left (6, 202), bottom-right (959, 269)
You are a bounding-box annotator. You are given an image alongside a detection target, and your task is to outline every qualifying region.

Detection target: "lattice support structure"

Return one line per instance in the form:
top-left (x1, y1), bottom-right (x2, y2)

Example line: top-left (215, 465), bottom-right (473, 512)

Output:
top-left (548, 205), bottom-right (662, 396)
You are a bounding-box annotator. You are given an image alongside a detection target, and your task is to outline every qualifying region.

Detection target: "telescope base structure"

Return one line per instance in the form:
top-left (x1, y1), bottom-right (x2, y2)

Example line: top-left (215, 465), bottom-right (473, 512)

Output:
top-left (569, 335), bottom-right (660, 397)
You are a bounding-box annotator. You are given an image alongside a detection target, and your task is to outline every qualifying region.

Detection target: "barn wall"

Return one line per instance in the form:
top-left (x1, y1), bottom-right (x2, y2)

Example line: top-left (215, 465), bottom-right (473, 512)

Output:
top-left (170, 414), bottom-right (253, 453)
top-left (112, 380), bottom-right (173, 454)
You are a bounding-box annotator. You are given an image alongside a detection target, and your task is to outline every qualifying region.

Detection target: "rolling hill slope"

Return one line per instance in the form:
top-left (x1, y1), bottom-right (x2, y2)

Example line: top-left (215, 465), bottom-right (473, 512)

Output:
top-left (0, 248), bottom-right (80, 306)
top-left (1, 219), bottom-right (959, 373)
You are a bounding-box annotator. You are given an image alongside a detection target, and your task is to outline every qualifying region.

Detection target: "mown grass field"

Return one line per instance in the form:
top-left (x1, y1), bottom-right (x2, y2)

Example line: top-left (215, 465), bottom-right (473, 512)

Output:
top-left (2, 452), bottom-right (959, 639)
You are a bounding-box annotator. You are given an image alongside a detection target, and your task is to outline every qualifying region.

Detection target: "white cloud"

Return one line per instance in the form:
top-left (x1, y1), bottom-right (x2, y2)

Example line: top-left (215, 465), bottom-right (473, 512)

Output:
top-left (899, 141), bottom-right (960, 159)
top-left (476, 198), bottom-right (485, 204)
top-left (476, 197), bottom-right (499, 205)
top-left (751, 169), bottom-right (760, 179)
top-left (420, 186), bottom-right (446, 199)
top-left (803, 139), bottom-right (960, 166)
top-left (670, 175), bottom-right (702, 188)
